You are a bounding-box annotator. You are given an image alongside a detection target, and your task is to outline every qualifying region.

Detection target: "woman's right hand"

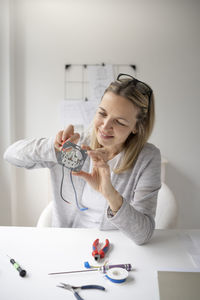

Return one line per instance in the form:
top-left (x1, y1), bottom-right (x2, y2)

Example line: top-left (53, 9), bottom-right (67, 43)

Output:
top-left (54, 125), bottom-right (80, 152)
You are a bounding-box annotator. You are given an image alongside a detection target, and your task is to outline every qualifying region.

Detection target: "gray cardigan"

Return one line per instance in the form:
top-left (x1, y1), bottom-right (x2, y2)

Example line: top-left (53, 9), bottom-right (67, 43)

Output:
top-left (4, 135), bottom-right (161, 245)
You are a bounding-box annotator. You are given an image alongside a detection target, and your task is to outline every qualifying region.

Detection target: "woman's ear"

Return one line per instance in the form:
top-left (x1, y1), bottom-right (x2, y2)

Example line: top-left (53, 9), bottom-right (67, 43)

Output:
top-left (132, 128), bottom-right (137, 134)
top-left (132, 121), bottom-right (139, 134)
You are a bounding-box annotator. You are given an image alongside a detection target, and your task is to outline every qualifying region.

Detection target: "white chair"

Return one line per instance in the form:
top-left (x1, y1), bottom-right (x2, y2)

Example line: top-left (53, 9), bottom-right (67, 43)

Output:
top-left (36, 201), bottom-right (52, 227)
top-left (37, 182), bottom-right (178, 229)
top-left (155, 182), bottom-right (178, 229)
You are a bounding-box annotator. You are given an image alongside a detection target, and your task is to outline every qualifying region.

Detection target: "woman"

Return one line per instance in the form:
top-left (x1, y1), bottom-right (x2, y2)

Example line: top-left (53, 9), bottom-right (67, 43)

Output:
top-left (4, 74), bottom-right (161, 245)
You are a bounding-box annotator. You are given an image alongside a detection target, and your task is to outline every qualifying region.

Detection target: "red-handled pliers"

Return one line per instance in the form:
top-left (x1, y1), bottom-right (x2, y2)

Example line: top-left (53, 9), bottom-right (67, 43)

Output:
top-left (92, 238), bottom-right (109, 261)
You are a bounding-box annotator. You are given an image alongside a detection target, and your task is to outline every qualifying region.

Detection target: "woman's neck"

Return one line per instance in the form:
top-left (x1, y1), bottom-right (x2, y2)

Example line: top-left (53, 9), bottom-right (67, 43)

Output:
top-left (104, 146), bottom-right (123, 160)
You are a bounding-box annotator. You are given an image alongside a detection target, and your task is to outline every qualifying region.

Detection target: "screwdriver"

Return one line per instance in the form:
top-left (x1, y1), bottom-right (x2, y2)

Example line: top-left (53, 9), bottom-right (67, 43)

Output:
top-left (7, 255), bottom-right (27, 277)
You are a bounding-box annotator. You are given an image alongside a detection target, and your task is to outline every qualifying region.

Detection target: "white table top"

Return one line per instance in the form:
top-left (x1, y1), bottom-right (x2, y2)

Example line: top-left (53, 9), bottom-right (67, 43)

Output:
top-left (0, 227), bottom-right (199, 300)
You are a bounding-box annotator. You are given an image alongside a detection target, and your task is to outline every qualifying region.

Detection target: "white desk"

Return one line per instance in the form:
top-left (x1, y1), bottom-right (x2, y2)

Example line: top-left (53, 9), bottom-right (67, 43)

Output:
top-left (0, 227), bottom-right (199, 300)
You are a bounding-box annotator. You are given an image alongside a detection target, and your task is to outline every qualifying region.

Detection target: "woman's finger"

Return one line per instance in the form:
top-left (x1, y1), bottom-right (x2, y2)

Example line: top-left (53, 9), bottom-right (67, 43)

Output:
top-left (57, 130), bottom-right (63, 143)
top-left (81, 144), bottom-right (92, 151)
top-left (88, 149), bottom-right (108, 162)
top-left (54, 130), bottom-right (64, 151)
top-left (67, 132), bottom-right (80, 144)
top-left (62, 125), bottom-right (74, 142)
top-left (62, 125), bottom-right (80, 144)
top-left (72, 170), bottom-right (91, 182)
top-left (88, 153), bottom-right (110, 170)
top-left (54, 125), bottom-right (80, 152)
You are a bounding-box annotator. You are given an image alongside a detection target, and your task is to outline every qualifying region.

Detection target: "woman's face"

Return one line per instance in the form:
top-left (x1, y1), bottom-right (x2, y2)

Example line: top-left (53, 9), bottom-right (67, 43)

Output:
top-left (93, 91), bottom-right (138, 154)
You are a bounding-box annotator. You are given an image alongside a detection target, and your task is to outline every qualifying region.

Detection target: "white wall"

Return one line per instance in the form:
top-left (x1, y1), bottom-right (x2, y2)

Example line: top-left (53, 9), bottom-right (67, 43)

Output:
top-left (1, 0), bottom-right (200, 227)
top-left (0, 0), bottom-right (12, 225)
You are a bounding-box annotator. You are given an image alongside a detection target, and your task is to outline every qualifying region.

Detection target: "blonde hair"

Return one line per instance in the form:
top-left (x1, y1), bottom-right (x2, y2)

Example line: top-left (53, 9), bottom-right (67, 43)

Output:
top-left (90, 78), bottom-right (155, 174)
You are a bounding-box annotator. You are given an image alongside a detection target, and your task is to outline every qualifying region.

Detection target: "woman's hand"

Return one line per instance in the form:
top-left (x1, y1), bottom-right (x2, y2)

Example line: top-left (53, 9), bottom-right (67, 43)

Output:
top-left (54, 125), bottom-right (80, 152)
top-left (74, 146), bottom-right (111, 195)
top-left (72, 146), bottom-right (123, 212)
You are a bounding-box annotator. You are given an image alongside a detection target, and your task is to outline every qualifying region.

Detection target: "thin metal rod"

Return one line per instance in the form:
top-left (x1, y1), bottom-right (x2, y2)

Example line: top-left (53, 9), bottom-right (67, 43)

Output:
top-left (48, 269), bottom-right (98, 275)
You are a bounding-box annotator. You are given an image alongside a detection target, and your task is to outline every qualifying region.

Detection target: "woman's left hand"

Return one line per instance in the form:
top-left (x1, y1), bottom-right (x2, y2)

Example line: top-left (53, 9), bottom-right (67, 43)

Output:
top-left (72, 145), bottom-right (123, 212)
top-left (72, 146), bottom-right (114, 197)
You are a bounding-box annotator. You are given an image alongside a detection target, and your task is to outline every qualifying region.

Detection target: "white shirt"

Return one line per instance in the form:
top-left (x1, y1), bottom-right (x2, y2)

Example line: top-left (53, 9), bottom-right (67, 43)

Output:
top-left (72, 152), bottom-right (121, 228)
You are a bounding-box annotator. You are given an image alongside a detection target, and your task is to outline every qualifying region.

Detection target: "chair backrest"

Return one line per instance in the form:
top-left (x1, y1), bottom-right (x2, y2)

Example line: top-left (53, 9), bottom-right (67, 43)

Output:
top-left (155, 182), bottom-right (178, 229)
top-left (37, 182), bottom-right (178, 229)
top-left (36, 201), bottom-right (52, 227)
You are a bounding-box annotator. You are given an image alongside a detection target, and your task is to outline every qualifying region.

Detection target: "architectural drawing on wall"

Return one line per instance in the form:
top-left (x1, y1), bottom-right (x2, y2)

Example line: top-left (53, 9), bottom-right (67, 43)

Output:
top-left (60, 64), bottom-right (136, 133)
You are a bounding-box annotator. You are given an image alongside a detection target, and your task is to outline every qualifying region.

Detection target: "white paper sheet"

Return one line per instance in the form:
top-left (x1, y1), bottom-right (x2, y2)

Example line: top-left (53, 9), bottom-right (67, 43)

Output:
top-left (157, 270), bottom-right (200, 300)
top-left (87, 64), bottom-right (114, 102)
top-left (179, 231), bottom-right (200, 267)
top-left (60, 99), bottom-right (97, 132)
top-left (61, 64), bottom-right (115, 133)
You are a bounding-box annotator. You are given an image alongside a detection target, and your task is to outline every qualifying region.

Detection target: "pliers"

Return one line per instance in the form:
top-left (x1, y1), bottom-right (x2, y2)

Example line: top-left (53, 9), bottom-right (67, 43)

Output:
top-left (57, 282), bottom-right (105, 300)
top-left (92, 238), bottom-right (109, 261)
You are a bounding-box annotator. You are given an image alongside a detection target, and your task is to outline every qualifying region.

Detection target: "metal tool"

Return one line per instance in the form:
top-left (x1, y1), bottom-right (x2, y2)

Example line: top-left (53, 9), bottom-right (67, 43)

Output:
top-left (48, 263), bottom-right (132, 275)
top-left (7, 255), bottom-right (27, 277)
top-left (0, 250), bottom-right (27, 277)
top-left (92, 238), bottom-right (109, 261)
top-left (57, 282), bottom-right (105, 300)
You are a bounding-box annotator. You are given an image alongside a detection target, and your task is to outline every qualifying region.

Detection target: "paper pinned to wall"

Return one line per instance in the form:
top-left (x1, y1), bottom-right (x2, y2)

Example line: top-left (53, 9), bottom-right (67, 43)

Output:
top-left (87, 64), bottom-right (114, 102)
top-left (60, 100), bottom-right (97, 132)
top-left (60, 64), bottom-right (115, 134)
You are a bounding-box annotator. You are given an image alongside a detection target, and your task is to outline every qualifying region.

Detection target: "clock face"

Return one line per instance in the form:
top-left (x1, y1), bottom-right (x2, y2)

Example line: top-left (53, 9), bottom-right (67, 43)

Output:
top-left (57, 141), bottom-right (87, 172)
